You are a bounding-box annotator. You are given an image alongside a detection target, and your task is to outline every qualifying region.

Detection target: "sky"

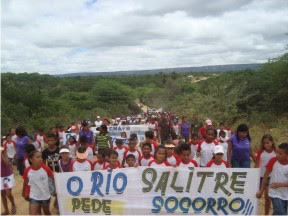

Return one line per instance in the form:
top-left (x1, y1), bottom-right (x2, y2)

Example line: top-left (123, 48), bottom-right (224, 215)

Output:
top-left (1, 0), bottom-right (288, 75)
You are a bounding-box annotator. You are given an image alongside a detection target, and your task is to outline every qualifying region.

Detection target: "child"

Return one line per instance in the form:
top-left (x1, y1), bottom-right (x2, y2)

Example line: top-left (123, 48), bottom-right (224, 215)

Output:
top-left (122, 137), bottom-right (141, 167)
top-left (113, 139), bottom-right (127, 164)
top-left (165, 142), bottom-right (179, 166)
top-left (143, 131), bottom-right (158, 154)
top-left (177, 144), bottom-right (198, 168)
top-left (138, 143), bottom-right (154, 166)
top-left (70, 146), bottom-right (92, 172)
top-left (58, 147), bottom-right (72, 172)
top-left (34, 128), bottom-right (47, 152)
top-left (206, 145), bottom-right (229, 168)
top-left (254, 134), bottom-right (276, 215)
top-left (24, 144), bottom-right (36, 169)
top-left (79, 135), bottom-right (94, 162)
top-left (104, 151), bottom-right (122, 170)
top-left (1, 146), bottom-right (16, 215)
top-left (92, 150), bottom-right (106, 170)
top-left (3, 135), bottom-right (16, 165)
top-left (126, 154), bottom-right (136, 168)
top-left (218, 130), bottom-right (229, 161)
top-left (67, 136), bottom-right (77, 159)
top-left (188, 133), bottom-right (199, 158)
top-left (197, 128), bottom-right (218, 167)
top-left (225, 123), bottom-right (234, 138)
top-left (216, 123), bottom-right (227, 140)
top-left (22, 150), bottom-right (53, 215)
top-left (256, 143), bottom-right (288, 215)
top-left (148, 145), bottom-right (171, 167)
top-left (42, 133), bottom-right (60, 172)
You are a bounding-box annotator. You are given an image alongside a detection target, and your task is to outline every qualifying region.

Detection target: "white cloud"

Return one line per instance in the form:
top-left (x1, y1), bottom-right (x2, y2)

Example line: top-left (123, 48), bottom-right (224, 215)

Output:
top-left (1, 0), bottom-right (288, 74)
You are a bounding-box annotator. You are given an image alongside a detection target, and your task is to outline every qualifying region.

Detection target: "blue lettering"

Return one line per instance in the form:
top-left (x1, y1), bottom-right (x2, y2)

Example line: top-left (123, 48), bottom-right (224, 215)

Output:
top-left (217, 197), bottom-right (229, 215)
top-left (113, 173), bottom-right (127, 194)
top-left (179, 197), bottom-right (191, 213)
top-left (152, 196), bottom-right (164, 213)
top-left (192, 197), bottom-right (206, 213)
top-left (90, 172), bottom-right (104, 197)
top-left (67, 176), bottom-right (83, 196)
top-left (206, 198), bottom-right (217, 215)
top-left (105, 169), bottom-right (112, 195)
top-left (229, 198), bottom-right (245, 213)
top-left (165, 196), bottom-right (178, 213)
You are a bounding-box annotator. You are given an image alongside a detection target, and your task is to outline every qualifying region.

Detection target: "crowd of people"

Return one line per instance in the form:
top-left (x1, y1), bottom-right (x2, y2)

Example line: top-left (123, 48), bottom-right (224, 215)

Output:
top-left (1, 112), bottom-right (288, 215)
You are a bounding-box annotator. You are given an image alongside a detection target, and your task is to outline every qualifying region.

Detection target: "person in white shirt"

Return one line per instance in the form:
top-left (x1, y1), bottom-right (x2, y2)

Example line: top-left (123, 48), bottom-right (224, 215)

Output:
top-left (70, 146), bottom-right (92, 172)
top-left (256, 143), bottom-right (288, 215)
top-left (95, 116), bottom-right (103, 128)
top-left (206, 145), bottom-right (229, 168)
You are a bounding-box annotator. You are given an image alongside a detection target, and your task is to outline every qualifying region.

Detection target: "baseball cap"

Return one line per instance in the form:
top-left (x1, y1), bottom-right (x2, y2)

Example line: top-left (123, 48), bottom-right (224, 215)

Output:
top-left (214, 145), bottom-right (224, 154)
top-left (76, 146), bottom-right (88, 159)
top-left (205, 119), bottom-right (212, 126)
top-left (60, 148), bottom-right (70, 154)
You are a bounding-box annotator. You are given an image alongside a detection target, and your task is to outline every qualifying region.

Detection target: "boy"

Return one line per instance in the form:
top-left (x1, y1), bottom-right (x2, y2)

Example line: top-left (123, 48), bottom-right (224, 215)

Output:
top-left (79, 135), bottom-right (94, 162)
top-left (165, 142), bottom-right (179, 166)
top-left (188, 133), bottom-right (199, 158)
top-left (216, 123), bottom-right (227, 140)
top-left (122, 137), bottom-right (141, 167)
top-left (113, 139), bottom-right (127, 164)
top-left (70, 146), bottom-right (92, 172)
top-left (42, 133), bottom-right (60, 172)
top-left (142, 131), bottom-right (158, 154)
top-left (126, 154), bottom-right (136, 168)
top-left (92, 150), bottom-right (106, 170)
top-left (138, 142), bottom-right (154, 166)
top-left (256, 143), bottom-right (288, 215)
top-left (104, 151), bottom-right (122, 170)
top-left (206, 145), bottom-right (229, 168)
top-left (177, 144), bottom-right (198, 168)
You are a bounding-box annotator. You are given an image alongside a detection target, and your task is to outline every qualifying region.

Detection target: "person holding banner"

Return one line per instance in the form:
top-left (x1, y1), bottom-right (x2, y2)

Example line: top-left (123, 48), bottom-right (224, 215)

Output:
top-left (104, 150), bottom-right (122, 170)
top-left (206, 145), bottom-right (229, 168)
top-left (138, 143), bottom-right (154, 166)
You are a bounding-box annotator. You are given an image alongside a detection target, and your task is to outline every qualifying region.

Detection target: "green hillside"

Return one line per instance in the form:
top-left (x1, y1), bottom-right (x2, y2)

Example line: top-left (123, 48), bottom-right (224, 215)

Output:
top-left (1, 53), bottom-right (288, 142)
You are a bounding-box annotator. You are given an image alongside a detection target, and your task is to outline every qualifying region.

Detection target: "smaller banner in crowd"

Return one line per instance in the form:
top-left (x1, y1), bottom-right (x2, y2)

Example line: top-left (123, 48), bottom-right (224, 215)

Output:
top-left (55, 167), bottom-right (260, 215)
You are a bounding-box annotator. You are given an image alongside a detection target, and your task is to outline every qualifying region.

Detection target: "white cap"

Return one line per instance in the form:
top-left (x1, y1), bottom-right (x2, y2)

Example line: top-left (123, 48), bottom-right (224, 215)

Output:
top-left (60, 148), bottom-right (70, 153)
top-left (214, 145), bottom-right (224, 154)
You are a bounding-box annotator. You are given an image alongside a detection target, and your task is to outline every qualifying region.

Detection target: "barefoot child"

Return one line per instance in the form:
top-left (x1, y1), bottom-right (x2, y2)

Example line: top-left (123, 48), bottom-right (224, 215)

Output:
top-left (256, 143), bottom-right (288, 215)
top-left (22, 150), bottom-right (53, 215)
top-left (1, 146), bottom-right (16, 215)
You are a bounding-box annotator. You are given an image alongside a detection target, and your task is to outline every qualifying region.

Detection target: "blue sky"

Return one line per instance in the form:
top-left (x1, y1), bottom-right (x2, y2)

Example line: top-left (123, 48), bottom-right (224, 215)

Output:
top-left (2, 0), bottom-right (288, 74)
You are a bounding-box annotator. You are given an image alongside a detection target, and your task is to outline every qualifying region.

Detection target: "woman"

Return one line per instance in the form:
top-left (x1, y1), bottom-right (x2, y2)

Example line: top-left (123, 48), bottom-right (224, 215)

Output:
top-left (14, 126), bottom-right (32, 176)
top-left (78, 121), bottom-right (94, 146)
top-left (179, 116), bottom-right (191, 143)
top-left (227, 124), bottom-right (256, 168)
top-left (95, 125), bottom-right (112, 152)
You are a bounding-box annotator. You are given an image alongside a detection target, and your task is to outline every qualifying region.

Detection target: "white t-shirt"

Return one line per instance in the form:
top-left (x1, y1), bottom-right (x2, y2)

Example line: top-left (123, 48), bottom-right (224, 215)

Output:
top-left (86, 146), bottom-right (94, 162)
top-left (68, 143), bottom-right (77, 159)
top-left (123, 149), bottom-right (141, 166)
top-left (167, 154), bottom-right (179, 166)
top-left (177, 159), bottom-right (198, 168)
top-left (217, 129), bottom-right (228, 140)
top-left (70, 159), bottom-right (92, 172)
top-left (218, 141), bottom-right (228, 161)
top-left (255, 149), bottom-right (276, 177)
top-left (189, 143), bottom-right (198, 159)
top-left (197, 140), bottom-right (218, 167)
top-left (172, 124), bottom-right (179, 136)
top-left (114, 146), bottom-right (127, 164)
top-left (3, 141), bottom-right (16, 158)
top-left (206, 159), bottom-right (229, 168)
top-left (58, 131), bottom-right (66, 145)
top-left (148, 160), bottom-right (171, 167)
top-left (92, 161), bottom-right (106, 170)
top-left (139, 155), bottom-right (154, 166)
top-left (95, 120), bottom-right (103, 127)
top-left (23, 164), bottom-right (53, 200)
top-left (35, 134), bottom-right (46, 151)
top-left (266, 157), bottom-right (288, 200)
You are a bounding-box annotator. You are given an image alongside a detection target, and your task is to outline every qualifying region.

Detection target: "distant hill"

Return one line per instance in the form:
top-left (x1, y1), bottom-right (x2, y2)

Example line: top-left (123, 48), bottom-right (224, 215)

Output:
top-left (56, 63), bottom-right (261, 77)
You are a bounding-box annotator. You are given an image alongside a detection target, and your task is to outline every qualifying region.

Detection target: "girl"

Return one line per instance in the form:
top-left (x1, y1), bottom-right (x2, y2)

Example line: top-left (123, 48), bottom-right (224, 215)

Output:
top-left (255, 134), bottom-right (276, 215)
top-left (197, 128), bottom-right (218, 167)
top-left (78, 122), bottom-right (94, 146)
top-left (68, 136), bottom-right (77, 159)
top-left (148, 145), bottom-right (171, 167)
top-left (165, 143), bottom-right (179, 167)
top-left (3, 134), bottom-right (16, 165)
top-left (15, 126), bottom-right (33, 176)
top-left (58, 147), bottom-right (72, 172)
top-left (22, 150), bottom-right (53, 215)
top-left (1, 146), bottom-right (16, 215)
top-left (227, 124), bottom-right (256, 168)
top-left (139, 143), bottom-right (154, 166)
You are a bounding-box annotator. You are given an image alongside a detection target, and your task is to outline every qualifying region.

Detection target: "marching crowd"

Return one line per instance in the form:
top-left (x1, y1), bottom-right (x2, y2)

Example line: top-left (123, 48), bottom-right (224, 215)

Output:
top-left (1, 112), bottom-right (288, 215)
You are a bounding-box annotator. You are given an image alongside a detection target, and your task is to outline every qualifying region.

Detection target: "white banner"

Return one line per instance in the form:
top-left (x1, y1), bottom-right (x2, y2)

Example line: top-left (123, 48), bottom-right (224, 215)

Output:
top-left (55, 167), bottom-right (260, 215)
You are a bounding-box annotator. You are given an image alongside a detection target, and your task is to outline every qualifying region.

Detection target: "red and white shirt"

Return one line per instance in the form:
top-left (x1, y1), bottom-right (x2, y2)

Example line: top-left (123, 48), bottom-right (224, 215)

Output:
top-left (255, 148), bottom-right (276, 177)
top-left (23, 164), bottom-right (53, 200)
top-left (35, 134), bottom-right (47, 151)
top-left (177, 159), bottom-right (198, 168)
top-left (218, 141), bottom-right (228, 161)
top-left (139, 155), bottom-right (154, 166)
top-left (70, 159), bottom-right (92, 172)
top-left (206, 159), bottom-right (229, 168)
top-left (197, 140), bottom-right (218, 167)
top-left (123, 149), bottom-right (141, 166)
top-left (266, 157), bottom-right (288, 200)
top-left (148, 160), bottom-right (171, 167)
top-left (114, 146), bottom-right (128, 164)
top-left (3, 140), bottom-right (16, 158)
top-left (104, 164), bottom-right (122, 170)
top-left (92, 161), bottom-right (106, 170)
top-left (167, 154), bottom-right (179, 166)
top-left (68, 143), bottom-right (77, 159)
top-left (24, 157), bottom-right (30, 168)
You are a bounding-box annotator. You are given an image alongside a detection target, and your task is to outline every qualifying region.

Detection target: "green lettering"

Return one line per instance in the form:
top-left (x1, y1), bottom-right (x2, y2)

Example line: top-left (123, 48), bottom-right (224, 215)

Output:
top-left (230, 172), bottom-right (247, 194)
top-left (170, 171), bottom-right (184, 192)
top-left (197, 172), bottom-right (214, 193)
top-left (155, 171), bottom-right (170, 195)
top-left (213, 172), bottom-right (231, 196)
top-left (185, 171), bottom-right (194, 192)
top-left (142, 168), bottom-right (157, 193)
